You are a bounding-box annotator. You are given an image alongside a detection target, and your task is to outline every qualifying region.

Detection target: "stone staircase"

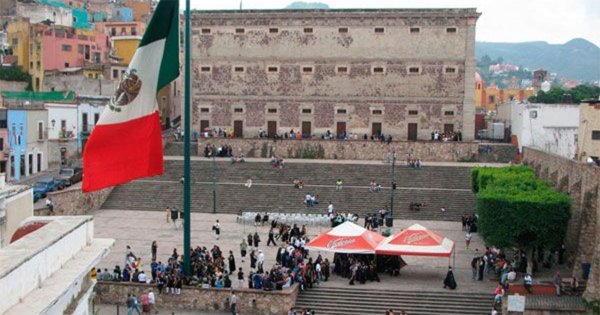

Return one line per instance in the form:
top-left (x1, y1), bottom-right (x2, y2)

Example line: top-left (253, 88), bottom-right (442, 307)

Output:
top-left (294, 287), bottom-right (493, 315)
top-left (101, 160), bottom-right (476, 221)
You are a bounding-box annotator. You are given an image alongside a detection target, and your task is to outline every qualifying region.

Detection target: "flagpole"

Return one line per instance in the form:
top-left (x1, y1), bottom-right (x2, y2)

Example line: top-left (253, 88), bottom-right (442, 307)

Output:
top-left (183, 0), bottom-right (192, 277)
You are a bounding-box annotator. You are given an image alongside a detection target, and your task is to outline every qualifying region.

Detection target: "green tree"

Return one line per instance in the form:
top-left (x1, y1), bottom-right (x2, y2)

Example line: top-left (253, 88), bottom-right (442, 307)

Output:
top-left (0, 66), bottom-right (33, 91)
top-left (473, 167), bottom-right (571, 272)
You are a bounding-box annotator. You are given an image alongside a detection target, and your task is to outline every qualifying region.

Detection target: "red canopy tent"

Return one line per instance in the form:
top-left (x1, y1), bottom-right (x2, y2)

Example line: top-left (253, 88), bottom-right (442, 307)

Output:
top-left (376, 224), bottom-right (455, 258)
top-left (305, 221), bottom-right (385, 254)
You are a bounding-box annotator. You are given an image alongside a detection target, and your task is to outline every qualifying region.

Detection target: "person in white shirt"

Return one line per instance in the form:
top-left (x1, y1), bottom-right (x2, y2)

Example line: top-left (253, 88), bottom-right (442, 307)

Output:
top-left (147, 289), bottom-right (156, 313)
top-left (507, 269), bottom-right (517, 283)
top-left (138, 271), bottom-right (147, 283)
top-left (45, 198), bottom-right (54, 213)
top-left (213, 220), bottom-right (221, 240)
top-left (327, 202), bottom-right (334, 215)
top-left (315, 262), bottom-right (322, 286)
top-left (257, 250), bottom-right (265, 272)
top-left (245, 177), bottom-right (252, 188)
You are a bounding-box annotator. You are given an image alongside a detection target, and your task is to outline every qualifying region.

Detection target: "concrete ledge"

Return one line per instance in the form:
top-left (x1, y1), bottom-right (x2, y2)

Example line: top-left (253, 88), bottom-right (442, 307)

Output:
top-left (95, 281), bottom-right (299, 315)
top-left (0, 216), bottom-right (94, 313)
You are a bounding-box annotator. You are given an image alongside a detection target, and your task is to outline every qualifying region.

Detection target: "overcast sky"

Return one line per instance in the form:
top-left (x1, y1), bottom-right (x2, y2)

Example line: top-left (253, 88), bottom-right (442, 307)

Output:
top-left (181, 0), bottom-right (600, 47)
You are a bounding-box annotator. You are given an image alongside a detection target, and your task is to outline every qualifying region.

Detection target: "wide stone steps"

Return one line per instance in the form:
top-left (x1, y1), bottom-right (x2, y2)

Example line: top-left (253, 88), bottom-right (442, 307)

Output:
top-left (294, 287), bottom-right (493, 315)
top-left (157, 160), bottom-right (473, 190)
top-left (100, 160), bottom-right (476, 221)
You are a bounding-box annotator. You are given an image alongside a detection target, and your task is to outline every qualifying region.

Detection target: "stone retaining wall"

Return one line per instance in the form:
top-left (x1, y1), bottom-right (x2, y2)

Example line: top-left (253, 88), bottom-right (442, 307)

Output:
top-left (46, 184), bottom-right (113, 215)
top-left (522, 147), bottom-right (600, 302)
top-left (194, 138), bottom-right (515, 162)
top-left (94, 281), bottom-right (299, 315)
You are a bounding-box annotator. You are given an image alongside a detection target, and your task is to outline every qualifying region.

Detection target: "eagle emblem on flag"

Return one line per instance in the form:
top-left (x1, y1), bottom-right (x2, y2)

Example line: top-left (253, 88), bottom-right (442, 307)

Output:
top-left (109, 69), bottom-right (142, 112)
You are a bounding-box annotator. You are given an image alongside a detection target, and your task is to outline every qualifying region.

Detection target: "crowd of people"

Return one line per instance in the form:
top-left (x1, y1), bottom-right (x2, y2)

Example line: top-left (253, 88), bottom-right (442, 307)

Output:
top-left (431, 130), bottom-right (463, 142)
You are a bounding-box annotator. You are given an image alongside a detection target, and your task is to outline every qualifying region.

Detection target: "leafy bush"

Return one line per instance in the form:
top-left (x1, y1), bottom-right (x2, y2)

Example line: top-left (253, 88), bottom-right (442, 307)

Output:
top-left (0, 66), bottom-right (33, 90)
top-left (472, 166), bottom-right (571, 251)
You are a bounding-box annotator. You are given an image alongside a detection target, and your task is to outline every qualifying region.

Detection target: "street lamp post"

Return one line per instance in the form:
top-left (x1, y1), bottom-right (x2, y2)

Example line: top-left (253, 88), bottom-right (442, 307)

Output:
top-left (212, 151), bottom-right (216, 213)
top-left (390, 151), bottom-right (397, 218)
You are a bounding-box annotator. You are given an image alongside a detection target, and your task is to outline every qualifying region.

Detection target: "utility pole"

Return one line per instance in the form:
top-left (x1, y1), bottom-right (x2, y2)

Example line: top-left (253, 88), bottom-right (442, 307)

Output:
top-left (390, 151), bottom-right (397, 217)
top-left (183, 0), bottom-right (191, 277)
top-left (212, 151), bottom-right (216, 213)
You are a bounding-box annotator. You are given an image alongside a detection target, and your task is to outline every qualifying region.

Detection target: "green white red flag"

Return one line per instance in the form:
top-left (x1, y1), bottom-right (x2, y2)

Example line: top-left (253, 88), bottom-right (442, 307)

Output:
top-left (83, 0), bottom-right (179, 192)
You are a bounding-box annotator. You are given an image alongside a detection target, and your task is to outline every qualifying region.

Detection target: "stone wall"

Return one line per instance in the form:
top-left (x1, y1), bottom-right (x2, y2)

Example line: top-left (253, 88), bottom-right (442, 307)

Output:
top-left (47, 184), bottom-right (113, 215)
top-left (191, 9), bottom-right (479, 140)
top-left (47, 139), bottom-right (79, 166)
top-left (196, 138), bottom-right (516, 162)
top-left (94, 281), bottom-right (299, 315)
top-left (522, 147), bottom-right (600, 302)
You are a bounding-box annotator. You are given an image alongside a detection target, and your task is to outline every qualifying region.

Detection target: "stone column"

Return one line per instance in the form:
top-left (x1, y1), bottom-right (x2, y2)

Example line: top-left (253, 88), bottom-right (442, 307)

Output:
top-left (461, 16), bottom-right (478, 141)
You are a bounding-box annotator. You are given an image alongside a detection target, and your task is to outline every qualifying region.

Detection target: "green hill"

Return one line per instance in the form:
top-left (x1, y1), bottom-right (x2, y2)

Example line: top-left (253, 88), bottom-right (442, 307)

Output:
top-left (476, 39), bottom-right (600, 82)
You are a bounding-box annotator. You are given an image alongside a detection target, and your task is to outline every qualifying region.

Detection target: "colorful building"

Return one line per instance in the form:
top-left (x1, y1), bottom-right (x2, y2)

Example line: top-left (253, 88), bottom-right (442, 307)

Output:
top-left (6, 18), bottom-right (30, 72)
top-left (474, 73), bottom-right (535, 111)
top-left (7, 110), bottom-right (26, 180)
top-left (111, 6), bottom-right (134, 22)
top-left (0, 109), bottom-right (8, 174)
top-left (109, 35), bottom-right (141, 81)
top-left (41, 26), bottom-right (108, 71)
top-left (95, 21), bottom-right (145, 38)
top-left (123, 0), bottom-right (153, 22)
top-left (576, 99), bottom-right (600, 163)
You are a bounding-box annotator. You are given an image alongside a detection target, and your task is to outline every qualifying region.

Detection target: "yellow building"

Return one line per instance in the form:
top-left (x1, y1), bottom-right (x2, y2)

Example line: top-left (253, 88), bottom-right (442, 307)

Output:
top-left (6, 18), bottom-right (31, 72)
top-left (29, 24), bottom-right (45, 91)
top-left (474, 72), bottom-right (485, 109)
top-left (83, 67), bottom-right (103, 79)
top-left (111, 36), bottom-right (140, 66)
top-left (577, 99), bottom-right (600, 162)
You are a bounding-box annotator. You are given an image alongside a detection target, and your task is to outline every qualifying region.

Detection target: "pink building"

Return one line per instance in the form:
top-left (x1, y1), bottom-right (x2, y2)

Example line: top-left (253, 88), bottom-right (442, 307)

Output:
top-left (42, 26), bottom-right (108, 70)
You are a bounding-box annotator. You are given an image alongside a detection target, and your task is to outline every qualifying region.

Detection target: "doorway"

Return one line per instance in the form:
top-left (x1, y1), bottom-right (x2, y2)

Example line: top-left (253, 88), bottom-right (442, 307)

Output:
top-left (200, 120), bottom-right (209, 135)
top-left (267, 121), bottom-right (277, 138)
top-left (233, 120), bottom-right (243, 138)
top-left (28, 153), bottom-right (33, 175)
top-left (37, 153), bottom-right (42, 172)
top-left (408, 123), bottom-right (418, 141)
top-left (301, 121), bottom-right (311, 138)
top-left (372, 122), bottom-right (382, 137)
top-left (336, 121), bottom-right (346, 139)
top-left (444, 123), bottom-right (454, 134)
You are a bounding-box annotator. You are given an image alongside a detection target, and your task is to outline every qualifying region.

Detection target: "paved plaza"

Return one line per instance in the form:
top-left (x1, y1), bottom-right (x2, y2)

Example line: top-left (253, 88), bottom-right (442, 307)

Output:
top-left (94, 209), bottom-right (499, 294)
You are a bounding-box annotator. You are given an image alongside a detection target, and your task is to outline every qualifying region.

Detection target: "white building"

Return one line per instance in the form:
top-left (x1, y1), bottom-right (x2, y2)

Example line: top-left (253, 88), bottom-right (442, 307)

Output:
top-left (45, 103), bottom-right (78, 140)
top-left (0, 180), bottom-right (33, 248)
top-left (77, 96), bottom-right (108, 152)
top-left (498, 102), bottom-right (580, 158)
top-left (0, 215), bottom-right (114, 315)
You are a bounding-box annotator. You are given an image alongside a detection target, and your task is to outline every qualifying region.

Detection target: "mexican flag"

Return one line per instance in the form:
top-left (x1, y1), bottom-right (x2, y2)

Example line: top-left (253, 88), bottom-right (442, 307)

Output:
top-left (82, 0), bottom-right (179, 192)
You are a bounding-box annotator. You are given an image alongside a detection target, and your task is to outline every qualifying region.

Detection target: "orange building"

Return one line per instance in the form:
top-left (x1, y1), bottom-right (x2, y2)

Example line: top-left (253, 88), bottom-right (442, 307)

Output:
top-left (474, 73), bottom-right (535, 111)
top-left (123, 0), bottom-right (153, 22)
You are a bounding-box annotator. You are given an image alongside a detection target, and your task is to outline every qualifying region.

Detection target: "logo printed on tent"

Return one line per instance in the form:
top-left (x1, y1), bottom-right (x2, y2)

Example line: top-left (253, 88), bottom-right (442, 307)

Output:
top-left (327, 238), bottom-right (356, 249)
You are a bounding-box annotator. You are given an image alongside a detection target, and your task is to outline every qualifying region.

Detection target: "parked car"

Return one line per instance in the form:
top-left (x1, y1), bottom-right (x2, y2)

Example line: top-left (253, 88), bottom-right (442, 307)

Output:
top-left (33, 177), bottom-right (62, 198)
top-left (58, 167), bottom-right (83, 186)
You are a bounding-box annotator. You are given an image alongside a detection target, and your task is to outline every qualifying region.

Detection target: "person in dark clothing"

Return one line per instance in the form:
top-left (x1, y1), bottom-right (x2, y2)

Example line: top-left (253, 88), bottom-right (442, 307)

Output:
top-left (250, 250), bottom-right (257, 269)
top-left (443, 266), bottom-right (457, 289)
top-left (253, 232), bottom-right (261, 248)
top-left (267, 227), bottom-right (277, 246)
top-left (228, 251), bottom-right (236, 274)
top-left (478, 258), bottom-right (485, 281)
top-left (247, 233), bottom-right (254, 248)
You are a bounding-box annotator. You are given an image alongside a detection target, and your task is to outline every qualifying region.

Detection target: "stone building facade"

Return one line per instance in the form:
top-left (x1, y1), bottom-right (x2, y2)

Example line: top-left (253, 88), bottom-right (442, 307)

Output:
top-left (191, 9), bottom-right (480, 141)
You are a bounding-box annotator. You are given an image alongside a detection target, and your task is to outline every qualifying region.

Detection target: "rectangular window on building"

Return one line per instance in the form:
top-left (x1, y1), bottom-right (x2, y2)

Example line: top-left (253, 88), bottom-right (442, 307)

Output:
top-left (304, 28), bottom-right (313, 34)
top-left (489, 95), bottom-right (496, 104)
top-left (337, 66), bottom-right (348, 73)
top-left (131, 27), bottom-right (137, 36)
top-left (234, 66), bottom-right (245, 73)
top-left (12, 37), bottom-right (18, 45)
top-left (111, 28), bottom-right (116, 36)
top-left (113, 69), bottom-right (119, 79)
top-left (592, 131), bottom-right (600, 140)
top-left (409, 67), bottom-right (420, 74)
top-left (62, 44), bottom-right (72, 51)
top-left (445, 67), bottom-right (456, 74)
top-left (269, 28), bottom-right (279, 34)
top-left (337, 109), bottom-right (347, 114)
top-left (338, 27), bottom-right (348, 33)
top-left (201, 28), bottom-right (211, 34)
top-left (30, 62), bottom-right (33, 69)
top-left (410, 27), bottom-right (420, 33)
top-left (302, 108), bottom-right (312, 114)
top-left (78, 44), bottom-right (84, 54)
top-left (446, 27), bottom-right (457, 33)
top-left (374, 27), bottom-right (385, 33)
top-left (444, 110), bottom-right (455, 116)
top-left (36, 61), bottom-right (40, 69)
top-left (408, 110), bottom-right (418, 115)
top-left (372, 109), bottom-right (383, 115)
top-left (235, 28), bottom-right (245, 34)
top-left (267, 66), bottom-right (279, 73)
top-left (200, 107), bottom-right (210, 113)
top-left (0, 138), bottom-right (3, 151)
top-left (267, 108), bottom-right (277, 114)
top-left (200, 66), bottom-right (211, 72)
top-left (94, 113), bottom-right (100, 124)
top-left (373, 67), bottom-right (385, 74)
top-left (234, 108), bottom-right (243, 113)
top-left (38, 122), bottom-right (43, 140)
top-left (302, 66), bottom-right (313, 73)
